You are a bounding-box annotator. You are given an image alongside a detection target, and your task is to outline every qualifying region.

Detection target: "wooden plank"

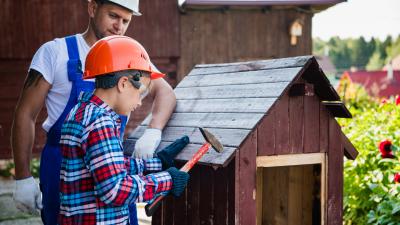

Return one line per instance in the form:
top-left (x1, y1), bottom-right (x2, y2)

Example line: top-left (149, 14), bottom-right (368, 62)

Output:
top-left (128, 126), bottom-right (251, 148)
top-left (234, 151), bottom-right (240, 225)
top-left (304, 95), bottom-right (320, 153)
top-left (188, 56), bottom-right (311, 75)
top-left (327, 118), bottom-right (343, 225)
top-left (289, 94), bottom-right (304, 154)
top-left (288, 166), bottom-right (303, 225)
top-left (174, 98), bottom-right (276, 113)
top-left (301, 165), bottom-right (315, 225)
top-left (172, 162), bottom-right (188, 225)
top-left (214, 166), bottom-right (229, 225)
top-left (178, 67), bottom-right (302, 87)
top-left (342, 132), bottom-right (358, 160)
top-left (275, 94), bottom-right (290, 154)
top-left (323, 102), bottom-right (352, 118)
top-left (256, 168), bottom-right (263, 225)
top-left (238, 131), bottom-right (257, 225)
top-left (199, 166), bottom-right (214, 225)
top-left (141, 112), bottom-right (265, 130)
top-left (256, 153), bottom-right (326, 167)
top-left (319, 102), bottom-right (330, 153)
top-left (186, 165), bottom-right (201, 225)
top-left (123, 140), bottom-right (236, 167)
top-left (227, 160), bottom-right (236, 225)
top-left (321, 156), bottom-right (327, 225)
top-left (174, 82), bottom-right (290, 100)
top-left (257, 110), bottom-right (276, 156)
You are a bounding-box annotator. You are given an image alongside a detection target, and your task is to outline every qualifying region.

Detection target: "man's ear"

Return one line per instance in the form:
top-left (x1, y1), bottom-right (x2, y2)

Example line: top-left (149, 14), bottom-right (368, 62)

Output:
top-left (88, 0), bottom-right (98, 18)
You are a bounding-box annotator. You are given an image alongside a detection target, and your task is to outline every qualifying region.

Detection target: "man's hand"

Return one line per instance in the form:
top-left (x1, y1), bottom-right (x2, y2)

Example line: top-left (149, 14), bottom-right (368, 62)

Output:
top-left (133, 128), bottom-right (162, 159)
top-left (13, 177), bottom-right (42, 215)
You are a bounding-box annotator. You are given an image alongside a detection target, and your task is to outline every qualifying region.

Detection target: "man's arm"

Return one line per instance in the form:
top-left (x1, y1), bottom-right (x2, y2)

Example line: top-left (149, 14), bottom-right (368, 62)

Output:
top-left (148, 78), bottom-right (176, 129)
top-left (11, 69), bottom-right (50, 179)
top-left (133, 78), bottom-right (176, 159)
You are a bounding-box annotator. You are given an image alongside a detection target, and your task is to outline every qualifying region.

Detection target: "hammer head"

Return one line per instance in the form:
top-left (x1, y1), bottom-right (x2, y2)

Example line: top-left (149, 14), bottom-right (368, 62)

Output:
top-left (199, 127), bottom-right (224, 153)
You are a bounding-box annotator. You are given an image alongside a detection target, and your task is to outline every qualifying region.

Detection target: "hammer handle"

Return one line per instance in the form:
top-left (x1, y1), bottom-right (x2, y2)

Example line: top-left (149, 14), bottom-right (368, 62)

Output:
top-left (145, 142), bottom-right (212, 216)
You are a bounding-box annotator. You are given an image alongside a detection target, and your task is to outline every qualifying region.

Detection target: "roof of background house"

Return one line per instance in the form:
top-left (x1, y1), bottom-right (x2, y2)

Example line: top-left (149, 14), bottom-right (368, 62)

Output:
top-left (342, 70), bottom-right (400, 98)
top-left (383, 55), bottom-right (400, 71)
top-left (316, 55), bottom-right (337, 74)
top-left (125, 56), bottom-right (355, 167)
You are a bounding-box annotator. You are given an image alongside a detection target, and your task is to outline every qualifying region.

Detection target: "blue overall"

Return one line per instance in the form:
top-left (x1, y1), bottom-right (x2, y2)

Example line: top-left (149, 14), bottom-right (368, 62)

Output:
top-left (39, 35), bottom-right (137, 225)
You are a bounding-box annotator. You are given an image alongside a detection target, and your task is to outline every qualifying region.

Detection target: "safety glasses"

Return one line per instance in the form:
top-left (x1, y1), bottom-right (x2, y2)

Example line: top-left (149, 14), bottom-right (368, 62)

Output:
top-left (128, 71), bottom-right (150, 100)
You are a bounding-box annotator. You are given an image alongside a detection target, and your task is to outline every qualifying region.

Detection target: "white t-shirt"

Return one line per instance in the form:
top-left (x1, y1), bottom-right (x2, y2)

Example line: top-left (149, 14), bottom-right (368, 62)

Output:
top-left (30, 34), bottom-right (93, 132)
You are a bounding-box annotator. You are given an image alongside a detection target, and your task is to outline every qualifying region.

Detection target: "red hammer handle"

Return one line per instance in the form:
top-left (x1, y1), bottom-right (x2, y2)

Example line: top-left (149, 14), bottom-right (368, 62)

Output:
top-left (145, 142), bottom-right (212, 216)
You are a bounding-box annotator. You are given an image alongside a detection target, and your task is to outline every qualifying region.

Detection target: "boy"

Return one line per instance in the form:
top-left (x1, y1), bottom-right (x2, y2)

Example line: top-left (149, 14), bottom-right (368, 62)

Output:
top-left (59, 35), bottom-right (189, 224)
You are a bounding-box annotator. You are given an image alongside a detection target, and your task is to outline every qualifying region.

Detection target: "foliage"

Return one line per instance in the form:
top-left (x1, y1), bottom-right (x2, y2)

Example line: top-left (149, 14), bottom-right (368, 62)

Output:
top-left (0, 158), bottom-right (40, 178)
top-left (337, 80), bottom-right (400, 224)
top-left (313, 35), bottom-right (400, 73)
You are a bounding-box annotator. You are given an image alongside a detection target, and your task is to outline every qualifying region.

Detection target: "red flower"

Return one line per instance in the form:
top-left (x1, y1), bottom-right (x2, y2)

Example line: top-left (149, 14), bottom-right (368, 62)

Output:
top-left (396, 96), bottom-right (400, 105)
top-left (394, 173), bottom-right (400, 183)
top-left (379, 140), bottom-right (395, 158)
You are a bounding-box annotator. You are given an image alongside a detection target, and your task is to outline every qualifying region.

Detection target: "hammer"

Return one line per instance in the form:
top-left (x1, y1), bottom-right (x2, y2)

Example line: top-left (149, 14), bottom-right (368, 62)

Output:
top-left (145, 127), bottom-right (224, 216)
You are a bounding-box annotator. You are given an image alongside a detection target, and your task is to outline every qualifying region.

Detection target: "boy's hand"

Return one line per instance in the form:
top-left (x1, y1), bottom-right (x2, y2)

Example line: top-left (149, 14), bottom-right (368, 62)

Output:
top-left (156, 136), bottom-right (189, 169)
top-left (166, 167), bottom-right (189, 197)
top-left (13, 176), bottom-right (42, 215)
top-left (133, 128), bottom-right (162, 159)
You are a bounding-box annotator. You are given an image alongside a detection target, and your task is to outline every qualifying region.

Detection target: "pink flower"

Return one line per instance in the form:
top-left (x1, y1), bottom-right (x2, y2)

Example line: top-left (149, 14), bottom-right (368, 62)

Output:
top-left (381, 98), bottom-right (388, 104)
top-left (394, 173), bottom-right (400, 183)
top-left (379, 140), bottom-right (395, 158)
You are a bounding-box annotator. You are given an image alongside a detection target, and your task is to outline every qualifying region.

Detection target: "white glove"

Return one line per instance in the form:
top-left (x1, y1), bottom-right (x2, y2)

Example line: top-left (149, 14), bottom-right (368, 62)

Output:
top-left (13, 176), bottom-right (42, 216)
top-left (133, 128), bottom-right (162, 159)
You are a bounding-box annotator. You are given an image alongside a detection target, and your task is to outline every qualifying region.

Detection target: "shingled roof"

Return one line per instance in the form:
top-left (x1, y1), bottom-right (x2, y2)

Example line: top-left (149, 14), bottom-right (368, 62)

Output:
top-left (124, 56), bottom-right (353, 167)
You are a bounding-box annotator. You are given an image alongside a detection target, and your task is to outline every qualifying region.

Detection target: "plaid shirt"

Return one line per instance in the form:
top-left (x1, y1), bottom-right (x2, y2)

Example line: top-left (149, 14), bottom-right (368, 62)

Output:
top-left (59, 92), bottom-right (172, 225)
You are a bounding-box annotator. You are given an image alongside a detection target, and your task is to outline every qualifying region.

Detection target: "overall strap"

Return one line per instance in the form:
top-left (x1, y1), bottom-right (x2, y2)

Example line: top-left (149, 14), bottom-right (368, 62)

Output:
top-left (65, 35), bottom-right (82, 81)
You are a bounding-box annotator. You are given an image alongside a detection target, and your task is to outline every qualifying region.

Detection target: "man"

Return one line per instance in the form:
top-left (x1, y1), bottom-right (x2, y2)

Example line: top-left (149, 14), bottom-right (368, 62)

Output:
top-left (10, 0), bottom-right (176, 224)
top-left (59, 35), bottom-right (188, 225)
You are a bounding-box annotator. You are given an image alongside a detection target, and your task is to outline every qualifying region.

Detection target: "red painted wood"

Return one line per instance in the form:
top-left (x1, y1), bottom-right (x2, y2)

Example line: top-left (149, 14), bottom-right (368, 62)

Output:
top-left (214, 166), bottom-right (229, 225)
top-left (289, 93), bottom-right (304, 154)
top-left (185, 165), bottom-right (201, 225)
top-left (275, 94), bottom-right (290, 154)
top-left (199, 166), bottom-right (214, 225)
top-left (228, 160), bottom-right (236, 225)
top-left (257, 109), bottom-right (275, 156)
top-left (327, 118), bottom-right (344, 225)
top-left (319, 102), bottom-right (330, 153)
top-left (238, 132), bottom-right (257, 225)
top-left (304, 95), bottom-right (320, 153)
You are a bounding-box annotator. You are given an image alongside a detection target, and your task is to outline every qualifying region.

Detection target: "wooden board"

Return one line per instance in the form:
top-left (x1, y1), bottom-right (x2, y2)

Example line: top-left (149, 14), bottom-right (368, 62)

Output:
top-left (174, 82), bottom-right (290, 100)
top-left (128, 126), bottom-right (251, 148)
top-left (174, 98), bottom-right (276, 113)
top-left (178, 67), bottom-right (302, 87)
top-left (256, 153), bottom-right (326, 167)
top-left (257, 110), bottom-right (276, 156)
top-left (188, 56), bottom-right (311, 75)
top-left (275, 94), bottom-right (290, 154)
top-left (140, 112), bottom-right (265, 130)
top-left (327, 118), bottom-right (344, 225)
top-left (304, 95), bottom-right (320, 153)
top-left (123, 140), bottom-right (237, 167)
top-left (238, 132), bottom-right (257, 225)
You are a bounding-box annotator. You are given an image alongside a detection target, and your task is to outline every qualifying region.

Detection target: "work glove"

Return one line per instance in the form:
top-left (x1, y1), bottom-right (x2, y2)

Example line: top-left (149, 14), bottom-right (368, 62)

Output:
top-left (166, 167), bottom-right (189, 197)
top-left (157, 136), bottom-right (189, 170)
top-left (13, 176), bottom-right (42, 216)
top-left (133, 128), bottom-right (162, 159)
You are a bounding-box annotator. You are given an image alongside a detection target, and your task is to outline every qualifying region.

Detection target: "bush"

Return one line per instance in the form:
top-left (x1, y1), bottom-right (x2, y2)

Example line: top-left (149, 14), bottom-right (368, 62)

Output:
top-left (338, 82), bottom-right (400, 224)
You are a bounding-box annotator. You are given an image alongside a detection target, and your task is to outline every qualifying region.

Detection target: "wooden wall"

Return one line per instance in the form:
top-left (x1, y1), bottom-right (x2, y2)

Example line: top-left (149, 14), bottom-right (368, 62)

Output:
top-left (178, 8), bottom-right (312, 81)
top-left (254, 78), bottom-right (344, 224)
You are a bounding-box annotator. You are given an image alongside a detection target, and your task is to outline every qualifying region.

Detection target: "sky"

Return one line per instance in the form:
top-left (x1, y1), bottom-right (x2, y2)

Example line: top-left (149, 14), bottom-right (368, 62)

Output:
top-left (312, 0), bottom-right (400, 41)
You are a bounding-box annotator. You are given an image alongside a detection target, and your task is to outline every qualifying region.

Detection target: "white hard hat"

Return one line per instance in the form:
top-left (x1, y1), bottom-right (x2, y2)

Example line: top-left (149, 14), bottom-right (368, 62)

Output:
top-left (108, 0), bottom-right (141, 16)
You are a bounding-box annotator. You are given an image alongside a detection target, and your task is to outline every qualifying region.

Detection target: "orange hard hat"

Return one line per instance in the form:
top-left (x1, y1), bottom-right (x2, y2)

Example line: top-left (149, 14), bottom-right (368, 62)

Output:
top-left (83, 35), bottom-right (165, 80)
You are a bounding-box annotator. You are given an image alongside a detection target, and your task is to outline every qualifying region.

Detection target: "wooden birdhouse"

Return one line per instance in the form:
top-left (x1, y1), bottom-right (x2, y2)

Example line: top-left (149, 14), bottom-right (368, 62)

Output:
top-left (125, 55), bottom-right (358, 225)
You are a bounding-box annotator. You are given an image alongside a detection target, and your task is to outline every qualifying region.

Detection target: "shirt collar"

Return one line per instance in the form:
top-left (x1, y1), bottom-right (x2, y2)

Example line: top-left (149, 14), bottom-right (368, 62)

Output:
top-left (78, 92), bottom-right (121, 124)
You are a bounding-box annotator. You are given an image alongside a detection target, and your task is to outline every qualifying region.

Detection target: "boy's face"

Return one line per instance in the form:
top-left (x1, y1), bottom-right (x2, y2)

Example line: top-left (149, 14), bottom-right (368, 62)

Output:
top-left (119, 75), bottom-right (151, 115)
